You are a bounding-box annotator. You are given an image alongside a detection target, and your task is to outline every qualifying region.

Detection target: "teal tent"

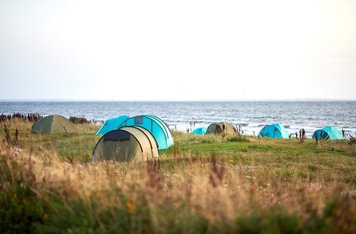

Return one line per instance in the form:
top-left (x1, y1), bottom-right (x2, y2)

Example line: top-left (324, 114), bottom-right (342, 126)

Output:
top-left (118, 115), bottom-right (174, 150)
top-left (96, 115), bottom-right (130, 135)
top-left (258, 123), bottom-right (290, 139)
top-left (312, 126), bottom-right (344, 140)
top-left (193, 127), bottom-right (207, 135)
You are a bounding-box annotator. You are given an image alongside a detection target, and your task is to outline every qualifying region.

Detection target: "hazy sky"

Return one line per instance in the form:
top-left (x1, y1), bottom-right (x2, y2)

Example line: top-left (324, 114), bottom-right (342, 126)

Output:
top-left (1, 0), bottom-right (355, 101)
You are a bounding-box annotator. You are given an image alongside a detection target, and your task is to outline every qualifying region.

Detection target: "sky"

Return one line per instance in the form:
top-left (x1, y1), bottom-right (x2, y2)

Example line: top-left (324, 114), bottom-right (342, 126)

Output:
top-left (0, 0), bottom-right (355, 101)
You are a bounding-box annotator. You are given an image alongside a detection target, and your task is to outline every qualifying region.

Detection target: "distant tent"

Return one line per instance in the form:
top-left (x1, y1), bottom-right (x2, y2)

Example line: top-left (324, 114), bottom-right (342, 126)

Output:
top-left (193, 127), bottom-right (207, 135)
top-left (118, 115), bottom-right (174, 150)
top-left (92, 127), bottom-right (159, 162)
top-left (258, 123), bottom-right (289, 139)
top-left (206, 122), bottom-right (237, 136)
top-left (312, 126), bottom-right (344, 140)
top-left (69, 116), bottom-right (89, 124)
top-left (31, 115), bottom-right (77, 134)
top-left (96, 115), bottom-right (130, 135)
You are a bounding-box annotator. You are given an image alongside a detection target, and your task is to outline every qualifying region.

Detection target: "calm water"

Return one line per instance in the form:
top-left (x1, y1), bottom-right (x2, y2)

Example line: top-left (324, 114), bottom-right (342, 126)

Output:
top-left (1, 101), bottom-right (356, 137)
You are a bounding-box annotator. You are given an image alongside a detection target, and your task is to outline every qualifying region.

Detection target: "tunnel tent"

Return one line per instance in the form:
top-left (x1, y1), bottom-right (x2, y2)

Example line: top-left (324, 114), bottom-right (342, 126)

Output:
top-left (141, 115), bottom-right (172, 136)
top-left (193, 127), bottom-right (207, 135)
top-left (118, 115), bottom-right (174, 150)
top-left (31, 114), bottom-right (77, 134)
top-left (96, 115), bottom-right (130, 135)
top-left (92, 127), bottom-right (158, 162)
top-left (146, 115), bottom-right (171, 129)
top-left (206, 122), bottom-right (238, 136)
top-left (120, 126), bottom-right (159, 158)
top-left (258, 123), bottom-right (290, 139)
top-left (312, 126), bottom-right (344, 140)
top-left (146, 114), bottom-right (174, 139)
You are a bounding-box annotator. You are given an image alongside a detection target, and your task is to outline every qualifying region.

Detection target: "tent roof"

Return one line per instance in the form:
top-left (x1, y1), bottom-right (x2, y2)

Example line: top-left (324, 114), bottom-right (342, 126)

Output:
top-left (120, 126), bottom-right (159, 158)
top-left (31, 114), bottom-right (77, 134)
top-left (312, 126), bottom-right (344, 140)
top-left (92, 127), bottom-right (157, 162)
top-left (96, 115), bottom-right (130, 135)
top-left (118, 115), bottom-right (174, 150)
top-left (258, 123), bottom-right (289, 139)
top-left (206, 122), bottom-right (237, 135)
top-left (193, 127), bottom-right (207, 135)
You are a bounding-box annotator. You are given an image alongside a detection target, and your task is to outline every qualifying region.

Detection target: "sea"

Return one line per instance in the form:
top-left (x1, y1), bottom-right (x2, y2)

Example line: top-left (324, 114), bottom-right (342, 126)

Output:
top-left (1, 101), bottom-right (356, 138)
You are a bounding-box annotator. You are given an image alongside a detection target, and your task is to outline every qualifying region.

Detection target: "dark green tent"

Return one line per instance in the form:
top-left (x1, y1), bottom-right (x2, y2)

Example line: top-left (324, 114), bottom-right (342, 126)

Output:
top-left (206, 122), bottom-right (238, 136)
top-left (92, 127), bottom-right (159, 163)
top-left (31, 115), bottom-right (77, 134)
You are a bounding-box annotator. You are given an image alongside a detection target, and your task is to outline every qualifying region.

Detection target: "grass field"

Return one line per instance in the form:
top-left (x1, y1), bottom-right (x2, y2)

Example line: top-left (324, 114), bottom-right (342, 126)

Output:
top-left (1, 120), bottom-right (356, 233)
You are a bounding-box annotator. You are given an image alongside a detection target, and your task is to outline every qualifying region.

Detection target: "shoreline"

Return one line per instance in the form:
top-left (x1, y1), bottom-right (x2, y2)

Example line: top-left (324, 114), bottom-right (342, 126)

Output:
top-left (2, 112), bottom-right (355, 139)
top-left (1, 100), bottom-right (356, 138)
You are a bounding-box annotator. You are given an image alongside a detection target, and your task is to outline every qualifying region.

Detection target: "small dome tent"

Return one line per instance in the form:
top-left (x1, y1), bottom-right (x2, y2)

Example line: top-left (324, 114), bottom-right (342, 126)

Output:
top-left (312, 126), bottom-right (344, 140)
top-left (206, 122), bottom-right (237, 136)
top-left (96, 115), bottom-right (130, 135)
top-left (258, 123), bottom-right (289, 139)
top-left (118, 115), bottom-right (174, 150)
top-left (31, 115), bottom-right (77, 134)
top-left (193, 127), bottom-right (207, 135)
top-left (92, 127), bottom-right (159, 162)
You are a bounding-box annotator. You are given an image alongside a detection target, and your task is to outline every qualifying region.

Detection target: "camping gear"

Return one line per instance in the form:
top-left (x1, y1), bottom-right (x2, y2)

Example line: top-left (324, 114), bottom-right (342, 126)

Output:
top-left (120, 126), bottom-right (159, 158)
top-left (206, 122), bottom-right (237, 136)
top-left (118, 115), bottom-right (174, 150)
top-left (258, 123), bottom-right (289, 139)
top-left (92, 127), bottom-right (159, 162)
top-left (31, 115), bottom-right (77, 134)
top-left (312, 126), bottom-right (344, 140)
top-left (96, 115), bottom-right (130, 135)
top-left (193, 127), bottom-right (207, 135)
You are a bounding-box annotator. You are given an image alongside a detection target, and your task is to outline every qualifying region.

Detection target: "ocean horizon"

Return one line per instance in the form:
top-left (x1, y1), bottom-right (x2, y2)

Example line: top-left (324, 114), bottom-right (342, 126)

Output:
top-left (1, 98), bottom-right (356, 102)
top-left (1, 100), bottom-right (355, 137)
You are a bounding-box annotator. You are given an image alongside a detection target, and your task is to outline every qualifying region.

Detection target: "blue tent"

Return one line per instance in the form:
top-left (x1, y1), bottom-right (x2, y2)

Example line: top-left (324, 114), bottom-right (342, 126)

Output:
top-left (193, 127), bottom-right (207, 135)
top-left (312, 126), bottom-right (344, 140)
top-left (118, 115), bottom-right (174, 150)
top-left (258, 123), bottom-right (290, 139)
top-left (96, 115), bottom-right (130, 135)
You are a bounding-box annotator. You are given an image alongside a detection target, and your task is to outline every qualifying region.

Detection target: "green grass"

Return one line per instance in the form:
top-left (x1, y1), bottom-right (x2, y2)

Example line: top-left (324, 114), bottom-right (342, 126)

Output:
top-left (162, 133), bottom-right (356, 186)
top-left (1, 121), bottom-right (356, 233)
top-left (1, 120), bottom-right (100, 162)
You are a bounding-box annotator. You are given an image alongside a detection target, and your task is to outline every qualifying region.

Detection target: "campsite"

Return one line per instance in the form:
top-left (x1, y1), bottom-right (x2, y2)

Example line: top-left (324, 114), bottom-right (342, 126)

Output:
top-left (1, 116), bottom-right (355, 233)
top-left (2, 0), bottom-right (356, 233)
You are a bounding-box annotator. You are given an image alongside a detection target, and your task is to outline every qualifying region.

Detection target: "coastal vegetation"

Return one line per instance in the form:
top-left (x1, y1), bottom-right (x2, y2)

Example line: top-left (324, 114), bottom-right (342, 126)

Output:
top-left (1, 120), bottom-right (355, 233)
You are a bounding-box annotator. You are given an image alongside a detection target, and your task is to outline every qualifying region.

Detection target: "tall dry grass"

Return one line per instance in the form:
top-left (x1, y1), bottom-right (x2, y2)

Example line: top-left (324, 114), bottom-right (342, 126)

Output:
top-left (1, 120), bottom-right (356, 233)
top-left (1, 141), bottom-right (355, 233)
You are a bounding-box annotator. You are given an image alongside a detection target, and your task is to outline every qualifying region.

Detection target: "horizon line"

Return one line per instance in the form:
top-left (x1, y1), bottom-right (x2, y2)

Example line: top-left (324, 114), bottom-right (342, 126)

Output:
top-left (1, 98), bottom-right (356, 102)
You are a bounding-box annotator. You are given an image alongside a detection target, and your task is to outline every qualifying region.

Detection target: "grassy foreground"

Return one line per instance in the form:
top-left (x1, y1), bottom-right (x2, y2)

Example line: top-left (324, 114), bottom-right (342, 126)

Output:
top-left (1, 120), bottom-right (356, 234)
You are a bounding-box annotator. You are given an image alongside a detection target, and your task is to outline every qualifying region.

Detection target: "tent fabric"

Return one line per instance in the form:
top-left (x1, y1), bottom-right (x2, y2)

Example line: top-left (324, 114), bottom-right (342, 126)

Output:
top-left (312, 126), bottom-right (344, 140)
top-left (31, 115), bottom-right (77, 134)
top-left (193, 127), bottom-right (207, 135)
top-left (312, 129), bottom-right (328, 140)
top-left (206, 122), bottom-right (237, 136)
top-left (118, 115), bottom-right (174, 150)
top-left (120, 126), bottom-right (159, 158)
top-left (96, 115), bottom-right (130, 135)
top-left (258, 123), bottom-right (289, 139)
top-left (92, 127), bottom-right (158, 163)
